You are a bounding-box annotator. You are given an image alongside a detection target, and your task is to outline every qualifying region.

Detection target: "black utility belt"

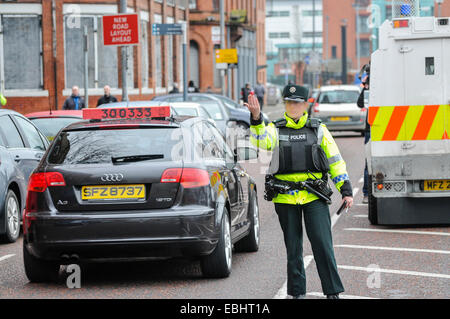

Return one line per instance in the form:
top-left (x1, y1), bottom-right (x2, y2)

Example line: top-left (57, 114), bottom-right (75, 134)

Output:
top-left (264, 175), bottom-right (333, 204)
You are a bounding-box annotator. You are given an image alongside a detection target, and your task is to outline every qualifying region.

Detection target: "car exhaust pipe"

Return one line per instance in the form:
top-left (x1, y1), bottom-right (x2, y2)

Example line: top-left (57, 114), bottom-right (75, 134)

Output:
top-left (70, 254), bottom-right (80, 263)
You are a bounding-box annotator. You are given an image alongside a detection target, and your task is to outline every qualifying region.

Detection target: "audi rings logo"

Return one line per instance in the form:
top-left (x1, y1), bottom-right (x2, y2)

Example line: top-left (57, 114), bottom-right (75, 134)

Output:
top-left (101, 173), bottom-right (124, 182)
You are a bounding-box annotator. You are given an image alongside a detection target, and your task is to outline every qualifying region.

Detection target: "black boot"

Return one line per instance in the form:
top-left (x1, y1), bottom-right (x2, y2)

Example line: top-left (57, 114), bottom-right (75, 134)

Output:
top-left (326, 294), bottom-right (340, 299)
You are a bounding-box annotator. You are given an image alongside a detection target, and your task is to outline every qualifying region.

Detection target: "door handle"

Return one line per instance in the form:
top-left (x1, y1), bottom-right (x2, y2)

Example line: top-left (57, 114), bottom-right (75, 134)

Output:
top-left (14, 155), bottom-right (21, 162)
top-left (35, 153), bottom-right (43, 160)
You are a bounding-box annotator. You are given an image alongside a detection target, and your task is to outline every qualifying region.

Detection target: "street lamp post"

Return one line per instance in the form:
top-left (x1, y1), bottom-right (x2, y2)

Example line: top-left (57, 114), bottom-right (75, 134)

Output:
top-left (341, 19), bottom-right (348, 85)
top-left (436, 0), bottom-right (444, 17)
top-left (120, 0), bottom-right (128, 101)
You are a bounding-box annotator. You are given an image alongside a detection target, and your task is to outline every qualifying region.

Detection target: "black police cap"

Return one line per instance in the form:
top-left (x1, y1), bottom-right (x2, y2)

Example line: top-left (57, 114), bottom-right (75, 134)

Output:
top-left (282, 85), bottom-right (309, 102)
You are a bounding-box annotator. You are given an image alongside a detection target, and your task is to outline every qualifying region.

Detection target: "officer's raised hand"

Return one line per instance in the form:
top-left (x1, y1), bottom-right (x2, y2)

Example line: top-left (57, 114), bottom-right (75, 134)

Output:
top-left (244, 93), bottom-right (261, 121)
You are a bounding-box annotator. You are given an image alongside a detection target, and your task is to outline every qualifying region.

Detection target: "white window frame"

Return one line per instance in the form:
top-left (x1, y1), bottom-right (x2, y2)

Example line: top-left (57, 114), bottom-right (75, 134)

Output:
top-left (0, 3), bottom-right (47, 97)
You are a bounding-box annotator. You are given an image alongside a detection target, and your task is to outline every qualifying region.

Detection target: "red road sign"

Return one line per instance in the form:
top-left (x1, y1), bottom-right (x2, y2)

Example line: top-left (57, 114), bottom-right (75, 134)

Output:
top-left (102, 14), bottom-right (139, 46)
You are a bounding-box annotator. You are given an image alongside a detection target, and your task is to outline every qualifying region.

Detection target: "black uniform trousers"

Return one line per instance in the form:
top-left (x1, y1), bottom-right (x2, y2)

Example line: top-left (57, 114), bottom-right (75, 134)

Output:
top-left (275, 199), bottom-right (344, 296)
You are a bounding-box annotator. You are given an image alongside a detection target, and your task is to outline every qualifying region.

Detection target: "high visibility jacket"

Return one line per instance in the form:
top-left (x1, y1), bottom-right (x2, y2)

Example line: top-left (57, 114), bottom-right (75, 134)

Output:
top-left (250, 112), bottom-right (351, 205)
top-left (0, 93), bottom-right (6, 106)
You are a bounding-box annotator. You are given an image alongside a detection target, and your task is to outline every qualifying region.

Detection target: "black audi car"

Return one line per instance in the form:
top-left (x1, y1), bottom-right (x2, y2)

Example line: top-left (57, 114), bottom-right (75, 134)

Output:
top-left (23, 106), bottom-right (260, 282)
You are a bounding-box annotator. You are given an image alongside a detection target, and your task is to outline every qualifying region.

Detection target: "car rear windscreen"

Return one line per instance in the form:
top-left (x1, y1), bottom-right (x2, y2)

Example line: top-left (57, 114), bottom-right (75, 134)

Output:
top-left (318, 90), bottom-right (360, 104)
top-left (31, 117), bottom-right (82, 139)
top-left (48, 128), bottom-right (183, 165)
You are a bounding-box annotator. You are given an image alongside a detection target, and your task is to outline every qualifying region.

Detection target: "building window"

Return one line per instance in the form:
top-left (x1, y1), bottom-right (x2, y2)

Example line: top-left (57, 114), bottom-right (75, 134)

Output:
top-left (302, 32), bottom-right (323, 37)
top-left (302, 10), bottom-right (322, 16)
top-left (266, 11), bottom-right (290, 17)
top-left (0, 15), bottom-right (43, 91)
top-left (189, 0), bottom-right (197, 10)
top-left (358, 15), bottom-right (370, 33)
top-left (331, 46), bottom-right (337, 59)
top-left (64, 15), bottom-right (119, 89)
top-left (360, 39), bottom-right (371, 57)
top-left (213, 0), bottom-right (220, 11)
top-left (268, 32), bottom-right (290, 39)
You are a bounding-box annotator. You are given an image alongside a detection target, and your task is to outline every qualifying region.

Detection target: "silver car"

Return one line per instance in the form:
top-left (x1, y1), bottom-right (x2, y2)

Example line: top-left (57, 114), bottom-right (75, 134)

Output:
top-left (310, 85), bottom-right (367, 135)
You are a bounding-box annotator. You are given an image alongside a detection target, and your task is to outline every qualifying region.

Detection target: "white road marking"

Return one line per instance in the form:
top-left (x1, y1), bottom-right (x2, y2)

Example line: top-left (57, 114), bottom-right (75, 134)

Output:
top-left (338, 265), bottom-right (450, 280)
top-left (358, 177), bottom-right (364, 184)
top-left (335, 244), bottom-right (450, 255)
top-left (344, 228), bottom-right (450, 237)
top-left (0, 254), bottom-right (15, 262)
top-left (273, 255), bottom-right (314, 299)
top-left (353, 215), bottom-right (368, 218)
top-left (306, 292), bottom-right (378, 299)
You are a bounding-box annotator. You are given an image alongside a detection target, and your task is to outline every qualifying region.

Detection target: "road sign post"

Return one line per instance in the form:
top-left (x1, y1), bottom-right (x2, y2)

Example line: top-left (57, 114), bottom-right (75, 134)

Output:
top-left (102, 11), bottom-right (140, 101)
top-left (152, 23), bottom-right (186, 101)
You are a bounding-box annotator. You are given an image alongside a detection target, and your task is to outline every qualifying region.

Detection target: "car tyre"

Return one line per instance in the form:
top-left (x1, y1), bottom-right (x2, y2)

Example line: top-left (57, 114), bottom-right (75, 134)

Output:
top-left (2, 190), bottom-right (21, 243)
top-left (201, 209), bottom-right (232, 278)
top-left (234, 192), bottom-right (260, 252)
top-left (368, 176), bottom-right (379, 225)
top-left (23, 240), bottom-right (60, 283)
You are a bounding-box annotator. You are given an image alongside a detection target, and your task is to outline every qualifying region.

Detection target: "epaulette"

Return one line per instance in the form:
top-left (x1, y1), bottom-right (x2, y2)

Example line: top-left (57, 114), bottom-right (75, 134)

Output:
top-left (306, 118), bottom-right (322, 128)
top-left (272, 118), bottom-right (287, 128)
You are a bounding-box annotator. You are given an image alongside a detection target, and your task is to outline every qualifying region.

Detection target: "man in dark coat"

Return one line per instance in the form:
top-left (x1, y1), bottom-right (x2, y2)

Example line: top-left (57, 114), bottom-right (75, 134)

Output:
top-left (63, 86), bottom-right (86, 110)
top-left (97, 85), bottom-right (118, 107)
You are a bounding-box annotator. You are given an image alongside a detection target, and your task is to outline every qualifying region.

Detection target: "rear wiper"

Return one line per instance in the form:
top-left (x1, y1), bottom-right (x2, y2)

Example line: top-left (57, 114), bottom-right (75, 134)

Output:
top-left (112, 154), bottom-right (164, 164)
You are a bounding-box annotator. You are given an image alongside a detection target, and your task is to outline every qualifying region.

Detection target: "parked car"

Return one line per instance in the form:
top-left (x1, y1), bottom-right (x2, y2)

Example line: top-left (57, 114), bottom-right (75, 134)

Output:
top-left (309, 85), bottom-right (366, 135)
top-left (25, 110), bottom-right (83, 142)
top-left (152, 93), bottom-right (269, 130)
top-left (22, 105), bottom-right (260, 282)
top-left (0, 109), bottom-right (50, 243)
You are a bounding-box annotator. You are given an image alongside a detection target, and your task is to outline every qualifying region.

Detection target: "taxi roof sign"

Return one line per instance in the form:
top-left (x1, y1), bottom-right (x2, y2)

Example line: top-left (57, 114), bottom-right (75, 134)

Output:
top-left (83, 106), bottom-right (172, 120)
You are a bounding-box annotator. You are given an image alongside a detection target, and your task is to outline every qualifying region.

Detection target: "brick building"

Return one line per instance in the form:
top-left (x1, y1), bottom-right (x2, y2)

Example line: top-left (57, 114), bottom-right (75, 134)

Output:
top-left (0, 0), bottom-right (189, 114)
top-left (322, 0), bottom-right (450, 84)
top-left (188, 0), bottom-right (266, 100)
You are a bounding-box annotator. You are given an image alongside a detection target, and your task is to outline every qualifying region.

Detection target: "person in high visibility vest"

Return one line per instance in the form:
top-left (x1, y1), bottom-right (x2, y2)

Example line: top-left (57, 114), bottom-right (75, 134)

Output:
top-left (245, 84), bottom-right (353, 299)
top-left (0, 93), bottom-right (6, 107)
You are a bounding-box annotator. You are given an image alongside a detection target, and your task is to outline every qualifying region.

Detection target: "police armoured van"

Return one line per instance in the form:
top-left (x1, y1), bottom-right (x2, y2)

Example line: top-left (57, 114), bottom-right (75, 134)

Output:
top-left (367, 14), bottom-right (450, 225)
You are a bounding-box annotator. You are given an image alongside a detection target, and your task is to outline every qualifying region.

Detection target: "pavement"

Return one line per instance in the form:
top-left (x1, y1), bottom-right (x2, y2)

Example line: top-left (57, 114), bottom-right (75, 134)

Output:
top-left (0, 102), bottom-right (448, 299)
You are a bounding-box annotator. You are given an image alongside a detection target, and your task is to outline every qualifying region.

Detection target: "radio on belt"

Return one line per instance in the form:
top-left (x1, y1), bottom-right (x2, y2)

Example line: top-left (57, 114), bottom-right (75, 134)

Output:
top-left (82, 106), bottom-right (172, 120)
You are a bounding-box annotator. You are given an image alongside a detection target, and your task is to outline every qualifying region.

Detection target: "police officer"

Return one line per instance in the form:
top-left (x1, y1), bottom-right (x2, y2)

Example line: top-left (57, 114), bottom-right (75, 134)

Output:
top-left (244, 84), bottom-right (353, 299)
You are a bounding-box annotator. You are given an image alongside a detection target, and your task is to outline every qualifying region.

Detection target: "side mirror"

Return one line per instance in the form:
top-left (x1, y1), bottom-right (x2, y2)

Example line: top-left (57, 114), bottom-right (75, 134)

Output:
top-left (235, 147), bottom-right (258, 162)
top-left (308, 98), bottom-right (315, 103)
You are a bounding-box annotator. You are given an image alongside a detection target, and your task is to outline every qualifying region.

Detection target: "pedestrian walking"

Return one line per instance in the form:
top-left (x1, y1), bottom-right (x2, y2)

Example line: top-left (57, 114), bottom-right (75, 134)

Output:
top-left (63, 86), bottom-right (85, 110)
top-left (169, 83), bottom-right (180, 94)
top-left (97, 85), bottom-right (118, 107)
top-left (245, 84), bottom-right (353, 299)
top-left (241, 83), bottom-right (252, 104)
top-left (254, 82), bottom-right (266, 111)
top-left (188, 80), bottom-right (199, 93)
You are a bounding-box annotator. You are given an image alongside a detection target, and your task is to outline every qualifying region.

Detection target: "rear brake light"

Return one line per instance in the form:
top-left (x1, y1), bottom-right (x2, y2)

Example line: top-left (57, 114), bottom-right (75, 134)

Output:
top-left (393, 20), bottom-right (409, 28)
top-left (28, 172), bottom-right (66, 192)
top-left (161, 168), bottom-right (182, 183)
top-left (181, 168), bottom-right (210, 188)
top-left (160, 168), bottom-right (210, 188)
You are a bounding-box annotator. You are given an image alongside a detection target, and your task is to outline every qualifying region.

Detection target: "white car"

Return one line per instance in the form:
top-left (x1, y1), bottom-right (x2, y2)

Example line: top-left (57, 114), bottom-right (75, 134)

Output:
top-left (310, 85), bottom-right (367, 135)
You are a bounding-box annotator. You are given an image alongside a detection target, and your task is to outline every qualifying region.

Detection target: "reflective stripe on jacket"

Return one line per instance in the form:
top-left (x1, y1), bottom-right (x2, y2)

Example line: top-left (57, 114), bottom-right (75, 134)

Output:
top-left (250, 112), bottom-right (350, 205)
